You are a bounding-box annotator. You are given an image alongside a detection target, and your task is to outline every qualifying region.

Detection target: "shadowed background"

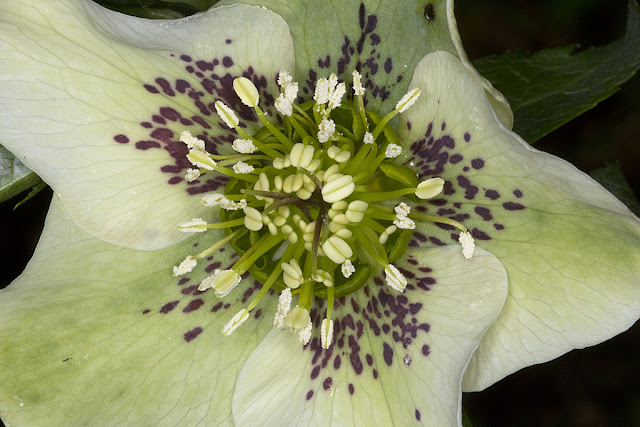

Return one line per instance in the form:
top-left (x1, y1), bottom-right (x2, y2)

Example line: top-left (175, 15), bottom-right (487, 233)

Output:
top-left (1, 0), bottom-right (638, 425)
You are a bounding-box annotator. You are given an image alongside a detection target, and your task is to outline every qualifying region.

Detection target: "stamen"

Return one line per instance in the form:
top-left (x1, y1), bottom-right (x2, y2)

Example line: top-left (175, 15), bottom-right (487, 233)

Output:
top-left (385, 143), bottom-right (402, 159)
top-left (222, 309), bottom-right (250, 336)
top-left (173, 255), bottom-right (197, 276)
top-left (395, 88), bottom-right (421, 113)
top-left (232, 138), bottom-right (257, 154)
top-left (363, 132), bottom-right (374, 144)
top-left (416, 177), bottom-right (445, 199)
top-left (341, 259), bottom-right (355, 278)
top-left (273, 288), bottom-right (292, 328)
top-left (321, 318), bottom-right (334, 349)
top-left (233, 161), bottom-right (255, 174)
top-left (384, 264), bottom-right (407, 292)
top-left (352, 70), bottom-right (364, 96)
top-left (317, 118), bottom-right (336, 143)
top-left (233, 77), bottom-right (260, 107)
top-left (459, 231), bottom-right (475, 260)
top-left (180, 130), bottom-right (205, 151)
top-left (177, 218), bottom-right (208, 233)
top-left (185, 168), bottom-right (201, 182)
top-left (214, 101), bottom-right (239, 129)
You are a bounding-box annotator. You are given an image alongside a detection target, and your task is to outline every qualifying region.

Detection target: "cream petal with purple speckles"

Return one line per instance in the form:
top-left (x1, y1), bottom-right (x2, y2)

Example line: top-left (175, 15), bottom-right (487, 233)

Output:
top-left (0, 197), bottom-right (273, 425)
top-left (0, 0), bottom-right (294, 250)
top-left (399, 51), bottom-right (640, 391)
top-left (232, 246), bottom-right (507, 425)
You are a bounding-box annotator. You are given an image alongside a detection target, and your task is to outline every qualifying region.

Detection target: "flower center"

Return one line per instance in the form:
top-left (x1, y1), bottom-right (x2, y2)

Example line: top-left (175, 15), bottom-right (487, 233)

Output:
top-left (172, 70), bottom-right (475, 348)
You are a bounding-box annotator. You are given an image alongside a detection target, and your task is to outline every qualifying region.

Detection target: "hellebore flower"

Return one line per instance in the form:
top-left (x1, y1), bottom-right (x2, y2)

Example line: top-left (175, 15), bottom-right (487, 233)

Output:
top-left (0, 0), bottom-right (638, 425)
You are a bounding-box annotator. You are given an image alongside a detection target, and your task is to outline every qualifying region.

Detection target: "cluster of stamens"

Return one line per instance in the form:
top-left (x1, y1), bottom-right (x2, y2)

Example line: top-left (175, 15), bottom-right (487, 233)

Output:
top-left (172, 70), bottom-right (475, 348)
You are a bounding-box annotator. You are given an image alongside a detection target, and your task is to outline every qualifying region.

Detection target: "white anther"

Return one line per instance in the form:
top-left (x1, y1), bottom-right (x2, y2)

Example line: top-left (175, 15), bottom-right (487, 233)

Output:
top-left (233, 77), bottom-right (260, 107)
top-left (284, 156), bottom-right (292, 168)
top-left (321, 174), bottom-right (355, 203)
top-left (321, 318), bottom-right (334, 349)
top-left (222, 309), bottom-right (250, 336)
top-left (201, 193), bottom-right (224, 207)
top-left (314, 78), bottom-right (330, 104)
top-left (395, 88), bottom-right (421, 113)
top-left (416, 177), bottom-right (445, 199)
top-left (312, 269), bottom-right (333, 287)
top-left (243, 206), bottom-right (264, 231)
top-left (322, 235), bottom-right (353, 264)
top-left (278, 70), bottom-right (293, 88)
top-left (281, 224), bottom-right (293, 235)
top-left (335, 228), bottom-right (352, 240)
top-left (232, 138), bottom-right (257, 154)
top-left (352, 70), bottom-right (365, 96)
top-left (173, 255), bottom-right (197, 276)
top-left (394, 202), bottom-right (411, 217)
top-left (379, 234), bottom-right (389, 244)
top-left (284, 81), bottom-right (298, 102)
top-left (322, 164), bottom-right (340, 183)
top-left (385, 143), bottom-right (402, 159)
top-left (233, 161), bottom-right (255, 174)
top-left (273, 288), bottom-right (292, 328)
top-left (281, 259), bottom-right (304, 289)
top-left (459, 231), bottom-right (475, 260)
top-left (307, 158), bottom-right (322, 173)
top-left (394, 216), bottom-right (415, 230)
top-left (328, 73), bottom-right (338, 92)
top-left (327, 145), bottom-right (341, 159)
top-left (275, 95), bottom-right (293, 116)
top-left (187, 150), bottom-right (217, 170)
top-left (220, 198), bottom-right (247, 211)
top-left (384, 264), bottom-right (407, 292)
top-left (341, 259), bottom-right (355, 278)
top-left (328, 82), bottom-right (346, 110)
top-left (273, 158), bottom-right (285, 169)
top-left (205, 269), bottom-right (242, 297)
top-left (214, 101), bottom-right (239, 129)
top-left (185, 168), bottom-right (201, 182)
top-left (345, 200), bottom-right (368, 222)
top-left (180, 130), bottom-right (205, 151)
top-left (317, 119), bottom-right (336, 143)
top-left (335, 150), bottom-right (351, 163)
top-left (177, 218), bottom-right (207, 233)
top-left (288, 232), bottom-right (298, 244)
top-left (363, 132), bottom-right (374, 144)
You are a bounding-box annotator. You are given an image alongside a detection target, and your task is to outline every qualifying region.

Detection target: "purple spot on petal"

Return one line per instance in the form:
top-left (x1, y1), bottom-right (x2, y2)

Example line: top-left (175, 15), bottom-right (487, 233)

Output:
top-left (306, 390), bottom-right (314, 400)
top-left (114, 134), bottom-right (129, 144)
top-left (503, 202), bottom-right (525, 211)
top-left (471, 158), bottom-right (485, 169)
top-left (183, 326), bottom-right (203, 342)
top-left (348, 384), bottom-right (355, 395)
top-left (222, 56), bottom-right (234, 67)
top-left (464, 132), bottom-right (471, 142)
top-left (182, 299), bottom-right (204, 313)
top-left (383, 342), bottom-right (393, 366)
top-left (485, 189), bottom-right (500, 200)
top-left (415, 409), bottom-right (421, 421)
top-left (160, 300), bottom-right (179, 313)
top-left (513, 189), bottom-right (523, 198)
top-left (323, 377), bottom-right (333, 390)
top-left (422, 344), bottom-right (431, 356)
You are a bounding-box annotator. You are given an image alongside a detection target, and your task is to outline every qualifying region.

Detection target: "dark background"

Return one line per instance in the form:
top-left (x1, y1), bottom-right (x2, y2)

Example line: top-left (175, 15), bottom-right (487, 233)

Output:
top-left (1, 0), bottom-right (639, 425)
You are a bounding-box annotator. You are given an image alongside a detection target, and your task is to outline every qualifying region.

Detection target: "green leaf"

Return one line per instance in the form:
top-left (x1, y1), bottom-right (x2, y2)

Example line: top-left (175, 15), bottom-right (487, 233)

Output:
top-left (0, 145), bottom-right (43, 205)
top-left (590, 161), bottom-right (640, 216)
top-left (473, 0), bottom-right (640, 143)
